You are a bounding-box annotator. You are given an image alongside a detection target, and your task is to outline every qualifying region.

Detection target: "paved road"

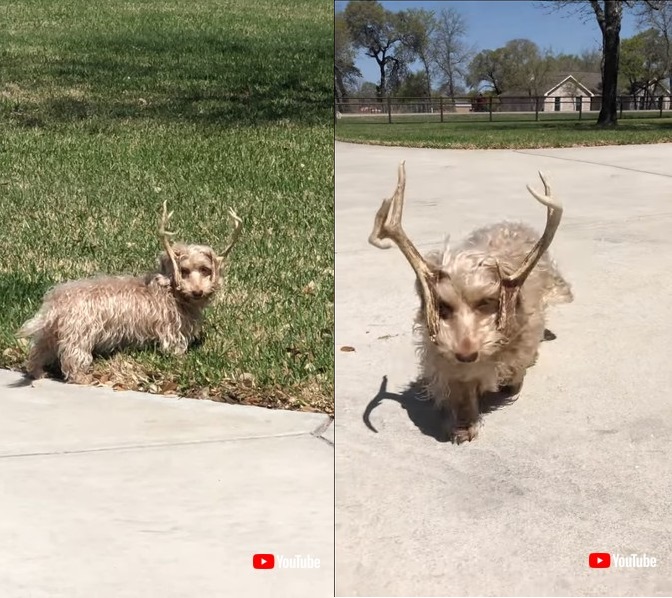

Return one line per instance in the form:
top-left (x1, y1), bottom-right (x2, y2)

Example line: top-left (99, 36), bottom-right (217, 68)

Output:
top-left (335, 141), bottom-right (672, 596)
top-left (0, 369), bottom-right (333, 598)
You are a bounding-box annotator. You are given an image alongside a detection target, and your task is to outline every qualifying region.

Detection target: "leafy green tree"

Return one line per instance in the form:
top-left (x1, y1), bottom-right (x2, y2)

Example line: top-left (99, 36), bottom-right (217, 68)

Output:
top-left (467, 48), bottom-right (507, 94)
top-left (635, 1), bottom-right (672, 90)
top-left (394, 70), bottom-right (430, 99)
top-left (467, 40), bottom-right (550, 95)
top-left (620, 29), bottom-right (667, 105)
top-left (344, 0), bottom-right (406, 100)
top-left (335, 12), bottom-right (362, 105)
top-left (353, 81), bottom-right (378, 98)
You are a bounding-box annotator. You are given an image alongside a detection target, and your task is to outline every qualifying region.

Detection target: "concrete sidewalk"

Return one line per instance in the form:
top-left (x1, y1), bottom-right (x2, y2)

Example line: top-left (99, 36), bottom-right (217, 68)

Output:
top-left (0, 369), bottom-right (333, 598)
top-left (335, 141), bottom-right (672, 596)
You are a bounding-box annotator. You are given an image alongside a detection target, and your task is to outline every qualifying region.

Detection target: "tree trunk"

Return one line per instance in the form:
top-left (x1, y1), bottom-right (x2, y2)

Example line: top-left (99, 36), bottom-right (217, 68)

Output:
top-left (596, 1), bottom-right (622, 126)
top-left (376, 56), bottom-right (386, 102)
top-left (334, 68), bottom-right (347, 106)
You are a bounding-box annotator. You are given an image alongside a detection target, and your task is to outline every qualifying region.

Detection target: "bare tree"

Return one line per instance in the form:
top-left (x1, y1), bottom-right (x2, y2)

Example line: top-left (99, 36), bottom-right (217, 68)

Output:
top-left (431, 7), bottom-right (475, 99)
top-left (398, 8), bottom-right (437, 100)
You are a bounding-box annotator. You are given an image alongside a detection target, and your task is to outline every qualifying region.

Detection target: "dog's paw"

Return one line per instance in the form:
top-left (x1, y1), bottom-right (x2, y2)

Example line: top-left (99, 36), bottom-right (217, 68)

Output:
top-left (450, 422), bottom-right (480, 444)
top-left (67, 373), bottom-right (94, 385)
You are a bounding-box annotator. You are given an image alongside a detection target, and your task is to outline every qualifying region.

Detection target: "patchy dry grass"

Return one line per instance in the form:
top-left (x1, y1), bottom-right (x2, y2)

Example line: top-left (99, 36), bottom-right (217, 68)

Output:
top-left (336, 117), bottom-right (672, 149)
top-left (0, 0), bottom-right (333, 414)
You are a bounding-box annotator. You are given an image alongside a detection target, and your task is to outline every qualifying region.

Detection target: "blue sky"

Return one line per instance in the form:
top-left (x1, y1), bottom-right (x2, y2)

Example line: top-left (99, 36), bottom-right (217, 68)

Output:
top-left (335, 1), bottom-right (640, 83)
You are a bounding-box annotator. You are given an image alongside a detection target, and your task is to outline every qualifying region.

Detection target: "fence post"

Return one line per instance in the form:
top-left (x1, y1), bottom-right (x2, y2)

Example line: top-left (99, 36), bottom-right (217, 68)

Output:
top-left (489, 96), bottom-right (493, 122)
top-left (660, 95), bottom-right (664, 117)
top-left (387, 95), bottom-right (392, 124)
top-left (578, 96), bottom-right (582, 121)
top-left (439, 96), bottom-right (444, 123)
top-left (619, 96), bottom-right (623, 120)
top-left (535, 96), bottom-right (539, 122)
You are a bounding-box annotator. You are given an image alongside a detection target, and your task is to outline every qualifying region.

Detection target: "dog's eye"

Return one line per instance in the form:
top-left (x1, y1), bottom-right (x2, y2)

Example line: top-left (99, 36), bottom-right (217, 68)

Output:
top-left (438, 302), bottom-right (454, 319)
top-left (199, 267), bottom-right (212, 277)
top-left (180, 268), bottom-right (190, 278)
top-left (475, 298), bottom-right (498, 313)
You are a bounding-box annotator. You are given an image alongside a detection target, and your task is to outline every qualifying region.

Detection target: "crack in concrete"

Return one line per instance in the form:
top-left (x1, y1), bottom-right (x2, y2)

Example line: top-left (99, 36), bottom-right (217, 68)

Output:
top-left (311, 417), bottom-right (334, 446)
top-left (0, 430), bottom-right (323, 460)
top-left (513, 150), bottom-right (672, 178)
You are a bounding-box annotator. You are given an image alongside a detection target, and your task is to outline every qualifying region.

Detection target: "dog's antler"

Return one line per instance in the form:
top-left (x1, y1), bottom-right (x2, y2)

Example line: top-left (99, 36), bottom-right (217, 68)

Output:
top-left (497, 171), bottom-right (563, 332)
top-left (369, 162), bottom-right (440, 342)
top-left (159, 200), bottom-right (183, 289)
top-left (221, 207), bottom-right (242, 259)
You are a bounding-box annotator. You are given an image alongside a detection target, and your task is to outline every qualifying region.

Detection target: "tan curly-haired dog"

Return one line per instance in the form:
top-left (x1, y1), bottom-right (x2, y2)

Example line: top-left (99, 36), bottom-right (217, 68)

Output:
top-left (369, 163), bottom-right (573, 444)
top-left (17, 202), bottom-right (241, 385)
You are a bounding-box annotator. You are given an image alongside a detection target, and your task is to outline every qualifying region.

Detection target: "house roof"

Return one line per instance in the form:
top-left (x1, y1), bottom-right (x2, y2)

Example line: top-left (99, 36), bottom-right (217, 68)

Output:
top-left (544, 72), bottom-right (601, 96)
top-left (498, 72), bottom-right (602, 97)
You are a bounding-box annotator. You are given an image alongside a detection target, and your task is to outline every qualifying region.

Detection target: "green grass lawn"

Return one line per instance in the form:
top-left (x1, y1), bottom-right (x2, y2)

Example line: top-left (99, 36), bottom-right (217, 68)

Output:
top-left (336, 117), bottom-right (672, 149)
top-left (0, 0), bottom-right (334, 414)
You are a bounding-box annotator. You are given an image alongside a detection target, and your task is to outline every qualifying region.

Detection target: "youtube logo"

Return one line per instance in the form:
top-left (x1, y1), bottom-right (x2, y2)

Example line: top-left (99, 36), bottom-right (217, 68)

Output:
top-left (589, 553), bottom-right (611, 568)
top-left (253, 554), bottom-right (275, 569)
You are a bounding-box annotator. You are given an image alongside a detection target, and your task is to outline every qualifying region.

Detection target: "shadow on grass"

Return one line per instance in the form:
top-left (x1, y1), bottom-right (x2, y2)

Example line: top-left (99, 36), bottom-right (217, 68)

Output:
top-left (2, 29), bottom-right (331, 128)
top-left (0, 272), bottom-right (54, 321)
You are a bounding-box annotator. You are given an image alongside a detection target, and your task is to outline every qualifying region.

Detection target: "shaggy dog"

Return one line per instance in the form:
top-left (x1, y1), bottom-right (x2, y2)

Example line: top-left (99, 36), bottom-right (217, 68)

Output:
top-left (369, 163), bottom-right (572, 443)
top-left (17, 202), bottom-right (241, 384)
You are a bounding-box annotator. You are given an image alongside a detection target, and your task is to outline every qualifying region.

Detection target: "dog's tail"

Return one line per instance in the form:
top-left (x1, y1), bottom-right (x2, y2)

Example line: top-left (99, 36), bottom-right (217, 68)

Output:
top-left (16, 314), bottom-right (46, 339)
top-left (544, 274), bottom-right (574, 306)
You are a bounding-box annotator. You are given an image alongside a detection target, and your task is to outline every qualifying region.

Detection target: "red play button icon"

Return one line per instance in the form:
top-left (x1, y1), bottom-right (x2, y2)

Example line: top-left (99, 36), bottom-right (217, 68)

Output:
top-left (589, 553), bottom-right (611, 568)
top-left (253, 553), bottom-right (275, 569)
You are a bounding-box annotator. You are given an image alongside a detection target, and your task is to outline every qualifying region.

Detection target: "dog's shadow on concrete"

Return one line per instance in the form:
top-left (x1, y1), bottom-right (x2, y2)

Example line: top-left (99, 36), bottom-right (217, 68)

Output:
top-left (361, 329), bottom-right (558, 442)
top-left (6, 374), bottom-right (33, 389)
top-left (362, 376), bottom-right (521, 442)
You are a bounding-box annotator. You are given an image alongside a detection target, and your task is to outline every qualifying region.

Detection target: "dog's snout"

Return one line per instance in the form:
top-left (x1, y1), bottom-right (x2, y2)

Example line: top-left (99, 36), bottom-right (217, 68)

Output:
top-left (455, 351), bottom-right (479, 363)
top-left (191, 290), bottom-right (203, 298)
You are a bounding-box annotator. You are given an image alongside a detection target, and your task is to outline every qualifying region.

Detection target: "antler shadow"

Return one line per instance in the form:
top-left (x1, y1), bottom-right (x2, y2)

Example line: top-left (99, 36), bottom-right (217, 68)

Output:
top-left (362, 374), bottom-right (525, 443)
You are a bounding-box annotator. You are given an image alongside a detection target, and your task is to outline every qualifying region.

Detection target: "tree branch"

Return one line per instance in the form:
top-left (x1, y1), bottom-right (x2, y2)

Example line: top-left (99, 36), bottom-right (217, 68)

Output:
top-left (589, 0), bottom-right (606, 34)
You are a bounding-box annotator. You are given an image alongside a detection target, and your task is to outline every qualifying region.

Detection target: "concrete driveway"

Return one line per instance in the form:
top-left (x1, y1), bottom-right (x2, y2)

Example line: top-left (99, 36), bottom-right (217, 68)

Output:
top-left (0, 369), bottom-right (333, 598)
top-left (335, 141), bottom-right (672, 596)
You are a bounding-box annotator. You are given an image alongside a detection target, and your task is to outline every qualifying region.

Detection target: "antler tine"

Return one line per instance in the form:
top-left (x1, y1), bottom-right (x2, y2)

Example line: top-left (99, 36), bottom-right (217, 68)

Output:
top-left (369, 161), bottom-right (440, 342)
top-left (159, 200), bottom-right (182, 289)
top-left (220, 207), bottom-right (243, 259)
top-left (503, 171), bottom-right (563, 285)
top-left (368, 161), bottom-right (406, 249)
top-left (496, 171), bottom-right (564, 333)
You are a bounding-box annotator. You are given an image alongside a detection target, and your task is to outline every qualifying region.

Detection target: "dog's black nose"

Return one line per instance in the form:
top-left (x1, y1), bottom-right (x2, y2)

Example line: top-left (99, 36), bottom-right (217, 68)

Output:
top-left (192, 290), bottom-right (203, 298)
top-left (455, 351), bottom-right (478, 363)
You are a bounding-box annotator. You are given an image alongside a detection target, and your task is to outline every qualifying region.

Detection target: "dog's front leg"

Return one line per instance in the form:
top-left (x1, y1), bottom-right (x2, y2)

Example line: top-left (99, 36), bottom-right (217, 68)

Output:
top-left (159, 333), bottom-right (189, 356)
top-left (442, 381), bottom-right (481, 444)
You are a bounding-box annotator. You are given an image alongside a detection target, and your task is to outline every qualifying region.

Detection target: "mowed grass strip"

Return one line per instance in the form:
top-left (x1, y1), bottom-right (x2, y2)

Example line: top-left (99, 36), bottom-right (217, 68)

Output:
top-left (0, 0), bottom-right (334, 414)
top-left (336, 117), bottom-right (672, 149)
